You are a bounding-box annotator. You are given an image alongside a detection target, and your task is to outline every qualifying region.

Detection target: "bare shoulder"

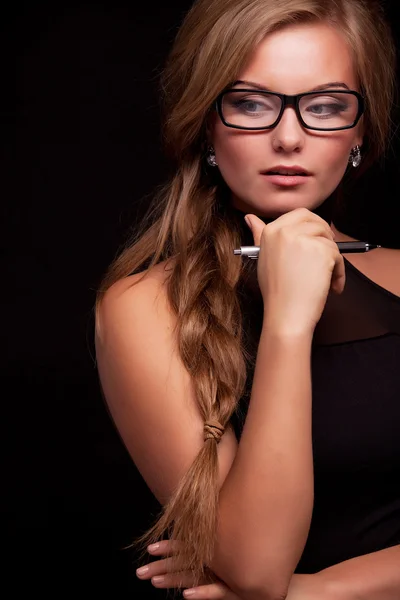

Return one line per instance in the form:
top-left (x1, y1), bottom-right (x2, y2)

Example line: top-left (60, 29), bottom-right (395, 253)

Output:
top-left (96, 258), bottom-right (176, 344)
top-left (94, 258), bottom-right (238, 505)
top-left (107, 258), bottom-right (175, 302)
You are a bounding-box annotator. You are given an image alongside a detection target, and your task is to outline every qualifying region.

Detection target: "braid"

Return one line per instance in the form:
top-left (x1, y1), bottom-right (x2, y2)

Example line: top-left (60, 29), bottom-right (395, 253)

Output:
top-left (131, 195), bottom-right (248, 590)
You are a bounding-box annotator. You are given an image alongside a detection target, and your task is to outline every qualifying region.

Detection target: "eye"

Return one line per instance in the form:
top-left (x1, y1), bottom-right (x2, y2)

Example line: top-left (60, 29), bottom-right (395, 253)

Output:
top-left (232, 97), bottom-right (273, 114)
top-left (223, 92), bottom-right (280, 114)
top-left (302, 94), bottom-right (351, 119)
top-left (237, 99), bottom-right (263, 112)
top-left (306, 102), bottom-right (348, 116)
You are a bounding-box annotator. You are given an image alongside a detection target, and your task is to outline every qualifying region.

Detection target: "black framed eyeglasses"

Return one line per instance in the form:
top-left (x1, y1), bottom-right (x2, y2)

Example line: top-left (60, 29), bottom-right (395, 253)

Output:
top-left (215, 88), bottom-right (365, 131)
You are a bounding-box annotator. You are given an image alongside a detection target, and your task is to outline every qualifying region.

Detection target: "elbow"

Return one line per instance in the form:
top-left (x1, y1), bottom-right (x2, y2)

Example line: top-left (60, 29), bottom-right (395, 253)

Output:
top-left (228, 575), bottom-right (290, 600)
top-left (213, 543), bottom-right (290, 600)
top-left (212, 521), bottom-right (292, 600)
top-left (232, 587), bottom-right (288, 600)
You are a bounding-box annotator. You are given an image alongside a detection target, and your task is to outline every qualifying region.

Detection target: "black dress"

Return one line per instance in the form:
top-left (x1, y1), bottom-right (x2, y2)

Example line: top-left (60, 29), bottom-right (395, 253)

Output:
top-left (231, 253), bottom-right (400, 573)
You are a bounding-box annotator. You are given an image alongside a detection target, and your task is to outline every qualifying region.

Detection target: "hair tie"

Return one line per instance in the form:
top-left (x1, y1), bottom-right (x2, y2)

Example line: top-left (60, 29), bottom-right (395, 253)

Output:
top-left (204, 420), bottom-right (225, 444)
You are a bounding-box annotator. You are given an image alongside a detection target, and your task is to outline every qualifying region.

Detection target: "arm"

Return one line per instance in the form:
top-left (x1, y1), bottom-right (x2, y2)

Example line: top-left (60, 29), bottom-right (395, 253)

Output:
top-left (140, 545), bottom-right (400, 599)
top-left (212, 324), bottom-right (314, 600)
top-left (95, 270), bottom-right (314, 600)
top-left (314, 545), bottom-right (400, 600)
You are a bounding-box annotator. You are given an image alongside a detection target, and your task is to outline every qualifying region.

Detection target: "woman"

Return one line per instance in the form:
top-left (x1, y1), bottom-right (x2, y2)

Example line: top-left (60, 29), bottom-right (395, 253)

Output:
top-left (94, 0), bottom-right (400, 599)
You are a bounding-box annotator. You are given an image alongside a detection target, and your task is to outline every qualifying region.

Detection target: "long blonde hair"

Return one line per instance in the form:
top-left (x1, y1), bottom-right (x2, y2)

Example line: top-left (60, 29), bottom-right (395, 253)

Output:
top-left (95, 0), bottom-right (397, 589)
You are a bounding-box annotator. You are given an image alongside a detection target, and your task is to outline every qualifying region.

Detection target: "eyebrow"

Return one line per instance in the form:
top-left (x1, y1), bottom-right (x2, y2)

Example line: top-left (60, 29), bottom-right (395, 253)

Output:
top-left (232, 79), bottom-right (351, 92)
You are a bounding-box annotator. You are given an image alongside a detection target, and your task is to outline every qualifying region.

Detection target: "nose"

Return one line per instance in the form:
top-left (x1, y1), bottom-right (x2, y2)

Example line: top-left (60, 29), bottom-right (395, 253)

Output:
top-left (271, 106), bottom-right (305, 153)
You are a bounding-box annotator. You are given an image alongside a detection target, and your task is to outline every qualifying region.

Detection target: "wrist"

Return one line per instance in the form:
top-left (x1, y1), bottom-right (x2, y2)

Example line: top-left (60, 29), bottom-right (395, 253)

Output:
top-left (261, 316), bottom-right (315, 342)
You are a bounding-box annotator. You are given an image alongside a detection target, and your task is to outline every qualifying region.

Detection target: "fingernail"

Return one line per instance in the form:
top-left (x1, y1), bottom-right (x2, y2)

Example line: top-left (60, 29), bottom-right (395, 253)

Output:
top-left (147, 543), bottom-right (159, 552)
top-left (244, 215), bottom-right (251, 227)
top-left (136, 566), bottom-right (149, 576)
top-left (152, 575), bottom-right (165, 584)
top-left (183, 590), bottom-right (196, 597)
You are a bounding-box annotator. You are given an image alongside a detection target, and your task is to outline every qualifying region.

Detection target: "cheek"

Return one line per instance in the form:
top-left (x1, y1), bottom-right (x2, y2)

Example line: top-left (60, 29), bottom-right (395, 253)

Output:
top-left (316, 137), bottom-right (353, 184)
top-left (214, 134), bottom-right (263, 184)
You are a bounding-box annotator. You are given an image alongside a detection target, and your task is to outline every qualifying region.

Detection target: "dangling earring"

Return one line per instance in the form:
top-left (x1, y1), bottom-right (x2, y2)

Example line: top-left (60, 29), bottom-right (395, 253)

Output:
top-left (349, 145), bottom-right (362, 168)
top-left (206, 145), bottom-right (218, 167)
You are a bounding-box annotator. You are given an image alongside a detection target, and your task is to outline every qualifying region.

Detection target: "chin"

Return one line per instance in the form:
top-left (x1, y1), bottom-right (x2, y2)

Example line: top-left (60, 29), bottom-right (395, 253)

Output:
top-left (248, 198), bottom-right (318, 218)
top-left (232, 187), bottom-right (326, 217)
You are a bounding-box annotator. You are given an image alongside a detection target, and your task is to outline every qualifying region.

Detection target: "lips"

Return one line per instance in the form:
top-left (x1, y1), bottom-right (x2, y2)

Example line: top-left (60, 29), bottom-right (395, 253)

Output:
top-left (261, 169), bottom-right (311, 187)
top-left (262, 165), bottom-right (311, 176)
top-left (268, 171), bottom-right (307, 176)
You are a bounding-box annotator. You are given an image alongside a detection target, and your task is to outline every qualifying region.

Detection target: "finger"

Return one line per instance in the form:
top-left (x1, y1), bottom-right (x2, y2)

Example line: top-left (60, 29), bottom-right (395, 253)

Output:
top-left (244, 209), bottom-right (334, 249)
top-left (183, 581), bottom-right (241, 599)
top-left (151, 570), bottom-right (215, 589)
top-left (151, 570), bottom-right (197, 589)
top-left (137, 556), bottom-right (187, 579)
top-left (244, 213), bottom-right (267, 246)
top-left (273, 211), bottom-right (335, 242)
top-left (147, 539), bottom-right (183, 556)
top-left (314, 237), bottom-right (346, 295)
top-left (332, 248), bottom-right (346, 295)
top-left (270, 206), bottom-right (332, 232)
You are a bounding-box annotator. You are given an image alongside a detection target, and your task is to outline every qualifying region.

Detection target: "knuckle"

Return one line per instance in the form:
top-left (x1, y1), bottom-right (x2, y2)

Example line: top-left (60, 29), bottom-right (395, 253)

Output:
top-left (290, 206), bottom-right (308, 216)
top-left (298, 207), bottom-right (312, 216)
top-left (260, 224), bottom-right (272, 241)
top-left (158, 540), bottom-right (170, 551)
top-left (323, 238), bottom-right (337, 250)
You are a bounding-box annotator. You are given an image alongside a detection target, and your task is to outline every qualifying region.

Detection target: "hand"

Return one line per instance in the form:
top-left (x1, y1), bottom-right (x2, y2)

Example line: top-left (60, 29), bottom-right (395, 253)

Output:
top-left (245, 208), bottom-right (345, 335)
top-left (136, 539), bottom-right (333, 600)
top-left (136, 539), bottom-right (243, 599)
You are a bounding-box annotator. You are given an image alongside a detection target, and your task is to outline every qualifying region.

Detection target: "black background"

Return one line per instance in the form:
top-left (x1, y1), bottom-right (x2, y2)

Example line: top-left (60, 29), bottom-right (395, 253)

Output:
top-left (3, 1), bottom-right (399, 596)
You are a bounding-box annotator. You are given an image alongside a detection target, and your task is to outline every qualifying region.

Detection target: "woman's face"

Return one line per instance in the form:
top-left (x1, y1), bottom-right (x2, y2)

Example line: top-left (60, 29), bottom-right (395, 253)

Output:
top-left (209, 22), bottom-right (364, 218)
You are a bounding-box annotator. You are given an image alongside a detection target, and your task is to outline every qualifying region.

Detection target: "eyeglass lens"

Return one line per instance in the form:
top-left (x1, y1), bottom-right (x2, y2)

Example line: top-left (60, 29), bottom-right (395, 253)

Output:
top-left (221, 90), bottom-right (359, 129)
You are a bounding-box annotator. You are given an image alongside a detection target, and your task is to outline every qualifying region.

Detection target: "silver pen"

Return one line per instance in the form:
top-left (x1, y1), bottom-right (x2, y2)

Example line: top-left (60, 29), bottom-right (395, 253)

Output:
top-left (234, 241), bottom-right (382, 259)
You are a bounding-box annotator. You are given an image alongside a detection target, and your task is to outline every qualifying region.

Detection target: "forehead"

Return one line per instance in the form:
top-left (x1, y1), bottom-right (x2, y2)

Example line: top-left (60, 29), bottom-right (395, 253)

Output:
top-left (238, 22), bottom-right (358, 94)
